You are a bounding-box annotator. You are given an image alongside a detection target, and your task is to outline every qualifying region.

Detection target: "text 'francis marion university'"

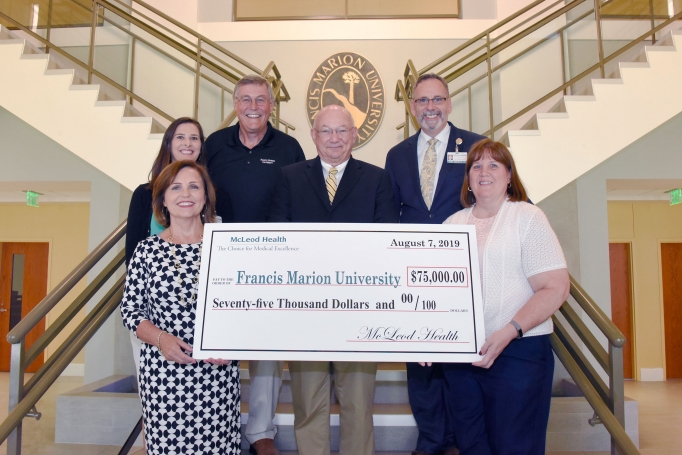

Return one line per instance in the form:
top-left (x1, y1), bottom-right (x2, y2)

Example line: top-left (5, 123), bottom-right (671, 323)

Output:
top-left (235, 270), bottom-right (401, 287)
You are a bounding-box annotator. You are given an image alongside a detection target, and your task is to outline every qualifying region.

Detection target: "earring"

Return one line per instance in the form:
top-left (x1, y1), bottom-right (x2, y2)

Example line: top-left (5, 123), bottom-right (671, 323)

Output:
top-left (467, 187), bottom-right (472, 192)
top-left (508, 182), bottom-right (512, 189)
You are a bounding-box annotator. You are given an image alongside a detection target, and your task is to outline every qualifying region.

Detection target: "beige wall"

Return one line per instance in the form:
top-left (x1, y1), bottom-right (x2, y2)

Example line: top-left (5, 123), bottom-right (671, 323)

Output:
top-left (607, 200), bottom-right (682, 379)
top-left (0, 202), bottom-right (90, 362)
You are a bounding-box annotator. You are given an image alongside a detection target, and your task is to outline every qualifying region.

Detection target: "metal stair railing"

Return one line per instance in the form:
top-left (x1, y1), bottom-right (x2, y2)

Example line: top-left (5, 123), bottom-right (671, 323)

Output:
top-left (551, 275), bottom-right (637, 455)
top-left (395, 0), bottom-right (682, 140)
top-left (0, 221), bottom-right (127, 455)
top-left (0, 0), bottom-right (295, 133)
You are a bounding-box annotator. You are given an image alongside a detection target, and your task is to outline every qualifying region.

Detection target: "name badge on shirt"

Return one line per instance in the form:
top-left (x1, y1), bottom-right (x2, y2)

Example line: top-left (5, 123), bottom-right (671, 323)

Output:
top-left (447, 152), bottom-right (467, 164)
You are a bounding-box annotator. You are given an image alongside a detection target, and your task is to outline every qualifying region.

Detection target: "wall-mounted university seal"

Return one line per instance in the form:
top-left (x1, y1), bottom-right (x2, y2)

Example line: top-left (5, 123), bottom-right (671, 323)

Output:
top-left (306, 52), bottom-right (385, 149)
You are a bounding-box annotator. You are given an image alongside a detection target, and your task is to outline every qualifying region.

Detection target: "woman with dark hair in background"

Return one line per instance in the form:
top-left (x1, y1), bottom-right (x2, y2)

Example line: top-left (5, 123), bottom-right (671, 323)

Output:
top-left (126, 117), bottom-right (217, 266)
top-left (442, 139), bottom-right (569, 454)
top-left (121, 161), bottom-right (240, 454)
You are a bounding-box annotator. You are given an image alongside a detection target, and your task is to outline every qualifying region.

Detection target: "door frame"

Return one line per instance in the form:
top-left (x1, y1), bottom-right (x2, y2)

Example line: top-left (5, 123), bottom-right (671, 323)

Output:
top-left (658, 239), bottom-right (682, 381)
top-left (609, 240), bottom-right (637, 380)
top-left (0, 238), bottom-right (52, 370)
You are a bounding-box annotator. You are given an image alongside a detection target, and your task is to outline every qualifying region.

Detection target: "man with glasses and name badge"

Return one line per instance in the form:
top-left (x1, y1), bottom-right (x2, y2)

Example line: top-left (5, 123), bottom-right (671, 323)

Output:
top-left (384, 73), bottom-right (485, 455)
top-left (206, 74), bottom-right (305, 455)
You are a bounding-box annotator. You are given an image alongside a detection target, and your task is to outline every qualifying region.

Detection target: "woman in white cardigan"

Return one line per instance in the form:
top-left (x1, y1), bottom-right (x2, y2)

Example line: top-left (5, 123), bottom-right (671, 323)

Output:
top-left (442, 139), bottom-right (569, 454)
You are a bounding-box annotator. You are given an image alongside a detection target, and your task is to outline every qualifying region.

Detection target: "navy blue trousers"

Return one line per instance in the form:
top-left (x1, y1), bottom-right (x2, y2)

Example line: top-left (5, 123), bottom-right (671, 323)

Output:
top-left (407, 362), bottom-right (457, 453)
top-left (441, 335), bottom-right (554, 455)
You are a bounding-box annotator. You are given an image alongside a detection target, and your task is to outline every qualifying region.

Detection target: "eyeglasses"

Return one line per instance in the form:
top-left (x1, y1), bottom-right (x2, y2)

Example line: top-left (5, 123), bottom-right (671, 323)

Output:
top-left (413, 96), bottom-right (448, 106)
top-left (315, 128), bottom-right (351, 138)
top-left (237, 96), bottom-right (269, 107)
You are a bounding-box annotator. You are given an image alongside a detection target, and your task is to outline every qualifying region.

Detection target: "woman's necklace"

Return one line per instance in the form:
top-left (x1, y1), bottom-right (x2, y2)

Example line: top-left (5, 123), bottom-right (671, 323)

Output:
top-left (168, 227), bottom-right (203, 306)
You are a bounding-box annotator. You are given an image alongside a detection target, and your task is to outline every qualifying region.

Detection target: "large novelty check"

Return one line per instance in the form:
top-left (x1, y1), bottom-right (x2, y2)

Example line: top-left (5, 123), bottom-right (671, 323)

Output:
top-left (193, 223), bottom-right (485, 362)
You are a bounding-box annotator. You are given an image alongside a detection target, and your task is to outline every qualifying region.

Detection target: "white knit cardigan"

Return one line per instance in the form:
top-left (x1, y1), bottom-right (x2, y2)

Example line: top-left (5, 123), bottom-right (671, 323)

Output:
top-left (444, 200), bottom-right (567, 339)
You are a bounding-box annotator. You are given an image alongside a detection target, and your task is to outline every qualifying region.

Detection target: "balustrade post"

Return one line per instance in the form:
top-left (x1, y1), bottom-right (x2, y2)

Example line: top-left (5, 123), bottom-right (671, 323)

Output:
top-left (46, 0), bottom-right (53, 54)
top-left (7, 341), bottom-right (26, 455)
top-left (87, 1), bottom-right (99, 84)
top-left (193, 39), bottom-right (201, 120)
top-left (594, 0), bottom-right (605, 78)
top-left (485, 33), bottom-right (494, 139)
top-left (610, 344), bottom-right (626, 455)
top-left (649, 0), bottom-right (656, 44)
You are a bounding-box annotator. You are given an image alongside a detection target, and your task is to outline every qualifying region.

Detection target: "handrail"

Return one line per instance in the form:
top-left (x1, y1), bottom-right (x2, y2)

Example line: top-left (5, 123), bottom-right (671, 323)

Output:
top-left (102, 0), bottom-right (291, 104)
top-left (0, 0), bottom-right (294, 132)
top-left (419, 0), bottom-right (547, 75)
top-left (547, 271), bottom-right (633, 454)
top-left (551, 334), bottom-right (638, 455)
top-left (23, 251), bottom-right (126, 395)
top-left (396, 0), bottom-right (682, 139)
top-left (0, 278), bottom-right (125, 446)
top-left (570, 278), bottom-right (626, 347)
top-left (559, 301), bottom-right (611, 371)
top-left (112, 0), bottom-right (262, 76)
top-left (6, 220), bottom-right (126, 343)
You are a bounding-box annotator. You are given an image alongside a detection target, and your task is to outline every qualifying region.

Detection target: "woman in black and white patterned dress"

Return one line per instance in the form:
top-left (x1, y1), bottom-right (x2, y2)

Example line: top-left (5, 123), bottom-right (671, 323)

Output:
top-left (121, 160), bottom-right (240, 455)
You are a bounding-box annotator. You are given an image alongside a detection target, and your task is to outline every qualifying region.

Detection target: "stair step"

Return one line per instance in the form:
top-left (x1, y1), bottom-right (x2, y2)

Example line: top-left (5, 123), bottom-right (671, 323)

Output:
top-left (121, 116), bottom-right (154, 125)
top-left (68, 84), bottom-right (100, 92)
top-left (95, 100), bottom-right (127, 108)
top-left (19, 53), bottom-right (49, 61)
top-left (645, 45), bottom-right (676, 53)
top-left (536, 112), bottom-right (569, 121)
top-left (592, 79), bottom-right (624, 85)
top-left (0, 38), bottom-right (25, 46)
top-left (239, 403), bottom-right (418, 452)
top-left (563, 95), bottom-right (596, 102)
top-left (507, 129), bottom-right (541, 137)
top-left (235, 398), bottom-right (637, 452)
top-left (239, 362), bottom-right (406, 381)
top-left (44, 68), bottom-right (75, 77)
top-left (619, 62), bottom-right (650, 70)
top-left (240, 402), bottom-right (415, 425)
top-left (239, 362), bottom-right (409, 405)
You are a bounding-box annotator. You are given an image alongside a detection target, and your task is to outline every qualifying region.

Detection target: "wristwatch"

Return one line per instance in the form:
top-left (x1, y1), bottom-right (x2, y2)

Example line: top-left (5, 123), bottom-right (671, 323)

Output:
top-left (510, 320), bottom-right (523, 339)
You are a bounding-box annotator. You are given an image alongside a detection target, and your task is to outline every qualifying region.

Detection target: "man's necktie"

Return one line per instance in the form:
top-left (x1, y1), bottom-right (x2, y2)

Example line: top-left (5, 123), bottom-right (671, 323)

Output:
top-left (420, 138), bottom-right (438, 209)
top-left (327, 168), bottom-right (338, 204)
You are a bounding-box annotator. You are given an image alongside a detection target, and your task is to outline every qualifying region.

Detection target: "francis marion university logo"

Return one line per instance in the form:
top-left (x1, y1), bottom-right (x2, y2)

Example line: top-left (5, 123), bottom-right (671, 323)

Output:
top-left (306, 52), bottom-right (385, 149)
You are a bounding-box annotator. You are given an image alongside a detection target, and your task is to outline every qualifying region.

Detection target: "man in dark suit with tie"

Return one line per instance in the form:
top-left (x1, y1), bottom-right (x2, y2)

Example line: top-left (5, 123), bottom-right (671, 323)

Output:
top-left (384, 73), bottom-right (485, 455)
top-left (269, 104), bottom-right (398, 455)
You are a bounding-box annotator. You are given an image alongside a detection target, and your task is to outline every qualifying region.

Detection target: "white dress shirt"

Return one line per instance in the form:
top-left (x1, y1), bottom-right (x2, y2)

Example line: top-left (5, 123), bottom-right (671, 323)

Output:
top-left (417, 124), bottom-right (451, 201)
top-left (320, 157), bottom-right (350, 185)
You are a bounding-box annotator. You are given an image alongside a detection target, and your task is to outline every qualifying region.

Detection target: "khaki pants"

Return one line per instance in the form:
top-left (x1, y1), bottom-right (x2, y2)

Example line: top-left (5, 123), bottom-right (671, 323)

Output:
top-left (289, 361), bottom-right (377, 455)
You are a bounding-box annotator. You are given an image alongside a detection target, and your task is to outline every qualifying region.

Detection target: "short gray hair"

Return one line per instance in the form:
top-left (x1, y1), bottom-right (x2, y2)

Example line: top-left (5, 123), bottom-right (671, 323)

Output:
top-left (234, 74), bottom-right (276, 105)
top-left (413, 73), bottom-right (449, 96)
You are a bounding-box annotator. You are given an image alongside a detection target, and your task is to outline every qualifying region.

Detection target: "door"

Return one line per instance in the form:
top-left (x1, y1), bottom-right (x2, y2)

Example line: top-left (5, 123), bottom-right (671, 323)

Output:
top-left (609, 243), bottom-right (634, 379)
top-left (661, 243), bottom-right (682, 379)
top-left (0, 242), bottom-right (49, 372)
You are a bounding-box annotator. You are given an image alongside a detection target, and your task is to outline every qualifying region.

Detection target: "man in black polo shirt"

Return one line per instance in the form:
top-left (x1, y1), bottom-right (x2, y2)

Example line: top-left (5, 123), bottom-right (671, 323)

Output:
top-left (206, 75), bottom-right (305, 223)
top-left (205, 74), bottom-right (305, 455)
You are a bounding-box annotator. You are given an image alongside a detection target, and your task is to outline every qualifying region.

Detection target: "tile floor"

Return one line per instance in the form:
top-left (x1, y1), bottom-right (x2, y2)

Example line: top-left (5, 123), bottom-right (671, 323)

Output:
top-left (1, 373), bottom-right (680, 454)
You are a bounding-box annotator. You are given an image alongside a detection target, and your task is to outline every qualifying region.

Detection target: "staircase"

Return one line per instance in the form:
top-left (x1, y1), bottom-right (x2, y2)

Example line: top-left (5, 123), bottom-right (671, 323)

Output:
top-left (240, 363), bottom-right (638, 452)
top-left (395, 0), bottom-right (682, 203)
top-left (0, 0), bottom-right (293, 191)
top-left (508, 29), bottom-right (682, 202)
top-left (52, 360), bottom-right (637, 452)
top-left (0, 26), bottom-right (161, 191)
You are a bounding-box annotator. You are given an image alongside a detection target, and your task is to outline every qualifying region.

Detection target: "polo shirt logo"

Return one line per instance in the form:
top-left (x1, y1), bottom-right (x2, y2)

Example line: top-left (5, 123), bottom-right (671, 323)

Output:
top-left (260, 159), bottom-right (276, 164)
